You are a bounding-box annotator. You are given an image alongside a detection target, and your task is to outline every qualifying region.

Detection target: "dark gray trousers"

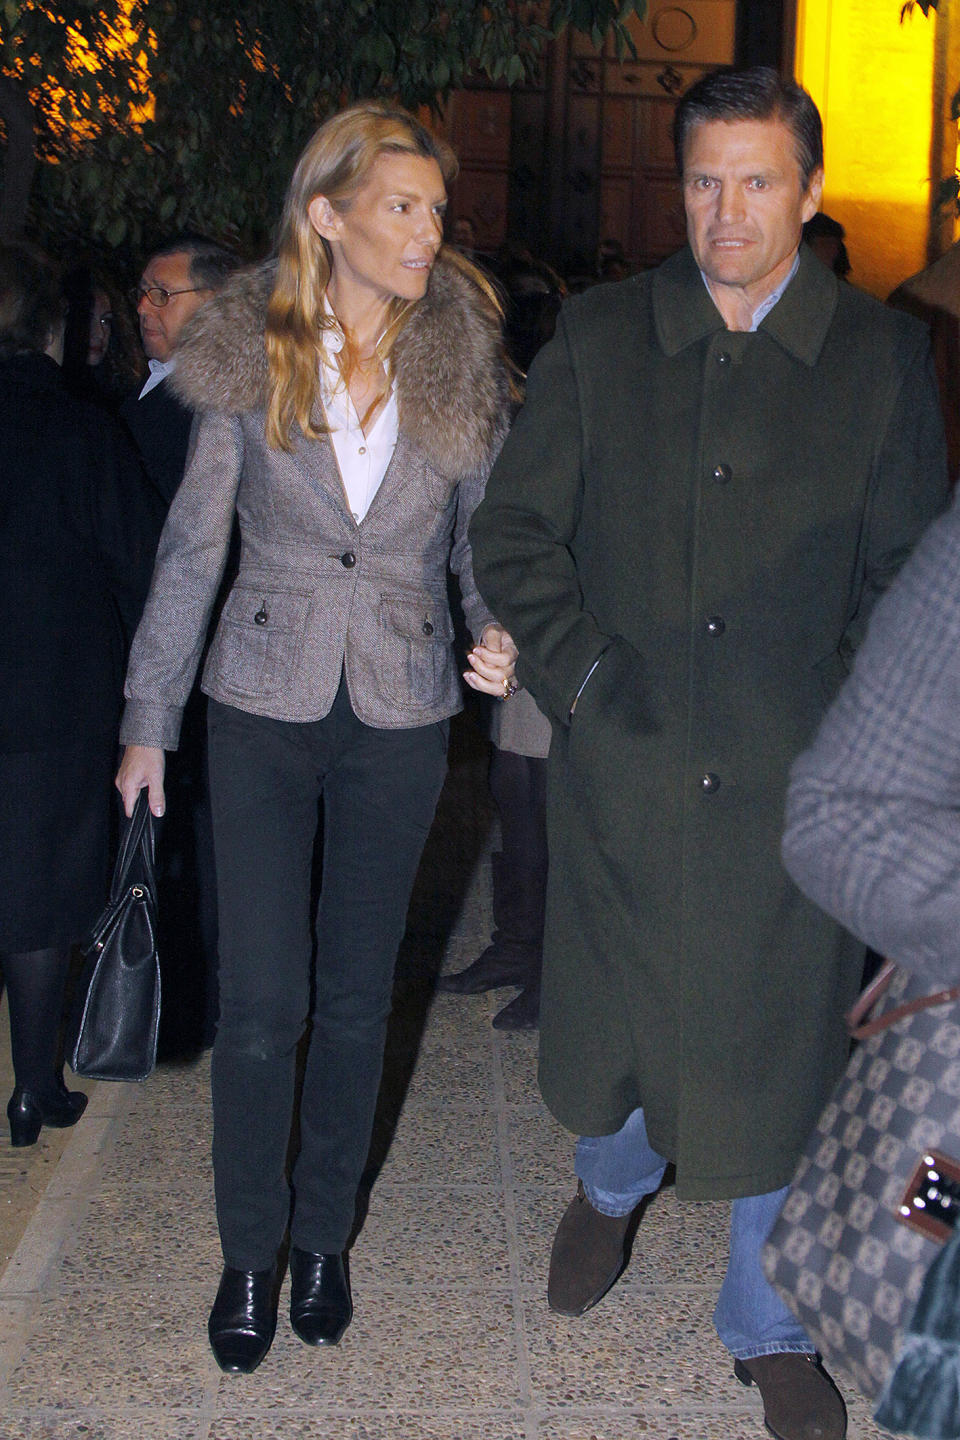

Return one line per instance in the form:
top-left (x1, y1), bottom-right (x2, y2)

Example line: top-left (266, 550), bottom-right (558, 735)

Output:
top-left (207, 684), bottom-right (448, 1270)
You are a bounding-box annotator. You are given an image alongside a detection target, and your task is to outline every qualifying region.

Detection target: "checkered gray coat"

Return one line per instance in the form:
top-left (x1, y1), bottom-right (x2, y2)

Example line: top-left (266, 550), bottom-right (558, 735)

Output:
top-left (121, 253), bottom-right (510, 748)
top-left (783, 493), bottom-right (960, 983)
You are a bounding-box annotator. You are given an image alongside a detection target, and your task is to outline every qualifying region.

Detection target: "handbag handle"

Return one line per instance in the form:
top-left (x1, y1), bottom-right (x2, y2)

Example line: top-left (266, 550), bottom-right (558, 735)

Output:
top-left (847, 959), bottom-right (960, 1040)
top-left (109, 790), bottom-right (156, 904)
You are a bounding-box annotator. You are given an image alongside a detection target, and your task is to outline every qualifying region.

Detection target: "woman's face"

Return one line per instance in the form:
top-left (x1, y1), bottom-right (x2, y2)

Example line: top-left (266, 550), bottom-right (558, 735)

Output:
top-left (308, 151), bottom-right (447, 306)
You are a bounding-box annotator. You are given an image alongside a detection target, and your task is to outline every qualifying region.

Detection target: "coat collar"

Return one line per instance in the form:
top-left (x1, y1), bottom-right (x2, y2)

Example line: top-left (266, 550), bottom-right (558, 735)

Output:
top-left (171, 251), bottom-right (509, 481)
top-left (653, 243), bottom-right (838, 367)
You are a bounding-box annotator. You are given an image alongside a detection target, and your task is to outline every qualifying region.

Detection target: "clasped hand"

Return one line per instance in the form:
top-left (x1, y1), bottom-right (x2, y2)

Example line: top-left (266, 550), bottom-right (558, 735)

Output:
top-left (462, 623), bottom-right (519, 698)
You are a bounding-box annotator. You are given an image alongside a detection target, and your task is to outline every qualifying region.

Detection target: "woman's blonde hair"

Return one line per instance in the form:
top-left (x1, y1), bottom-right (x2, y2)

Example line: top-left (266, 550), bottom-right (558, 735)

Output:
top-left (266, 101), bottom-right (477, 450)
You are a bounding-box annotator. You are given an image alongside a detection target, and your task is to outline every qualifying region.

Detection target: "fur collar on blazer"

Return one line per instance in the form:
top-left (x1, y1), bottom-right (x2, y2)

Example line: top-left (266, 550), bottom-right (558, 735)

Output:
top-left (171, 252), bottom-right (510, 480)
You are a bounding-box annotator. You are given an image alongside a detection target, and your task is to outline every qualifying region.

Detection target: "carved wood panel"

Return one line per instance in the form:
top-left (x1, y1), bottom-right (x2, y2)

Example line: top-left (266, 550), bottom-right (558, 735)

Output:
top-left (443, 0), bottom-right (736, 274)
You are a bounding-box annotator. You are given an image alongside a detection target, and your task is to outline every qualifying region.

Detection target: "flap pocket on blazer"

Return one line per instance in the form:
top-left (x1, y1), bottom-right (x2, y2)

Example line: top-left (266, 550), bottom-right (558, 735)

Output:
top-left (211, 584), bottom-right (311, 699)
top-left (378, 591), bottom-right (455, 708)
top-left (380, 593), bottom-right (454, 644)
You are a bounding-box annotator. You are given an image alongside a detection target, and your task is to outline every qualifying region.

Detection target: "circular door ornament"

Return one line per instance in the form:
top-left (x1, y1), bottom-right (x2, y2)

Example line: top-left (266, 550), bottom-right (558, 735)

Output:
top-left (652, 6), bottom-right (698, 53)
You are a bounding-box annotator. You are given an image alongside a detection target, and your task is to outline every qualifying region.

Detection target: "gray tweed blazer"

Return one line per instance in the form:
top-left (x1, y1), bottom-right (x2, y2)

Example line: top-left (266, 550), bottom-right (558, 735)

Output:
top-left (783, 492), bottom-right (960, 983)
top-left (121, 254), bottom-right (510, 747)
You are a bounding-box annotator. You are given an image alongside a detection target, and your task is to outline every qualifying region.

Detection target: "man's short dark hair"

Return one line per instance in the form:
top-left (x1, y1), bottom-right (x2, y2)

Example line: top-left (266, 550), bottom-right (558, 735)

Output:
top-left (802, 211), bottom-right (844, 244)
top-left (0, 243), bottom-right (65, 359)
top-left (146, 232), bottom-right (241, 291)
top-left (673, 67), bottom-right (824, 188)
top-left (803, 211), bottom-right (851, 279)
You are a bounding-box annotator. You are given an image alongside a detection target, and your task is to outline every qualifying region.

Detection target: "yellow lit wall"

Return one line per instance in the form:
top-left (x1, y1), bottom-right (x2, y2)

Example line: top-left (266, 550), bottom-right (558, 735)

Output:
top-left (795, 0), bottom-right (937, 297)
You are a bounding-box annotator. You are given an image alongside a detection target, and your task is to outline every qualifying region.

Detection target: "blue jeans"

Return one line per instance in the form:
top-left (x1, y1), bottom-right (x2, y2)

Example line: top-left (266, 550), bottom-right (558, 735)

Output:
top-left (575, 1107), bottom-right (814, 1361)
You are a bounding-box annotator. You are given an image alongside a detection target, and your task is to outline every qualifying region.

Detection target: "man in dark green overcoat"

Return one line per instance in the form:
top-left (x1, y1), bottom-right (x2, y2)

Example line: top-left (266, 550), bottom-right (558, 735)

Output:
top-left (469, 67), bottom-right (948, 1440)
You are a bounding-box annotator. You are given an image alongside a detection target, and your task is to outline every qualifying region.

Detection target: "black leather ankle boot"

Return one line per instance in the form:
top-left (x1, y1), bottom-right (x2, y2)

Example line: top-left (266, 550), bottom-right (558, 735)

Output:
top-left (289, 1249), bottom-right (352, 1346)
top-left (7, 1085), bottom-right (87, 1147)
top-left (208, 1264), bottom-right (279, 1374)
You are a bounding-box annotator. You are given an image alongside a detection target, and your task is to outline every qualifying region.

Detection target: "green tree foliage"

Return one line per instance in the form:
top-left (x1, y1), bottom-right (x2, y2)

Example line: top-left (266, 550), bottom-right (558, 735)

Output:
top-left (0, 0), bottom-right (646, 258)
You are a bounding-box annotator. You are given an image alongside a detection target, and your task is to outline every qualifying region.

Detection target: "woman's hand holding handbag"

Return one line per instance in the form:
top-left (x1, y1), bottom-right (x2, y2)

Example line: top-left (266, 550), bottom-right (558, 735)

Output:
top-left (65, 789), bottom-right (161, 1082)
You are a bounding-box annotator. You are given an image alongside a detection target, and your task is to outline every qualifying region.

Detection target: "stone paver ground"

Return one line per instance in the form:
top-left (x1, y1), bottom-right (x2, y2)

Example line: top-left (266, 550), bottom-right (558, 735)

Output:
top-left (0, 717), bottom-right (892, 1438)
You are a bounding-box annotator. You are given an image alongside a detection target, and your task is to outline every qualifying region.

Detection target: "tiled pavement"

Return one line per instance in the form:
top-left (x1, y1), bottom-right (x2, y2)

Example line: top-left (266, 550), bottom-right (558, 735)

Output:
top-left (0, 717), bottom-right (893, 1439)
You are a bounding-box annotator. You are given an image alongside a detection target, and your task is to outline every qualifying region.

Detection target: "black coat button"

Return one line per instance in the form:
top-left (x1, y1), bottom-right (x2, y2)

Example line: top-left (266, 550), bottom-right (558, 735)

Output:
top-left (717, 351), bottom-right (731, 365)
top-left (254, 605), bottom-right (268, 625)
top-left (422, 619), bottom-right (434, 636)
top-left (340, 552), bottom-right (357, 568)
top-left (701, 772), bottom-right (721, 794)
top-left (705, 616), bottom-right (725, 635)
top-left (711, 463), bottom-right (732, 484)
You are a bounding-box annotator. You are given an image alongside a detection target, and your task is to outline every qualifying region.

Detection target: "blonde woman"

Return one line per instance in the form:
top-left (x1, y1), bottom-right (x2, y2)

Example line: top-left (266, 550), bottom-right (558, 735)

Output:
top-left (116, 103), bottom-right (516, 1374)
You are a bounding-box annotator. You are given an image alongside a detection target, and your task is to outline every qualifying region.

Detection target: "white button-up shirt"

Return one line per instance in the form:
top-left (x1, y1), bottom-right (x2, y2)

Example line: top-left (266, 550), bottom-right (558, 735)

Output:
top-left (319, 323), bottom-right (398, 525)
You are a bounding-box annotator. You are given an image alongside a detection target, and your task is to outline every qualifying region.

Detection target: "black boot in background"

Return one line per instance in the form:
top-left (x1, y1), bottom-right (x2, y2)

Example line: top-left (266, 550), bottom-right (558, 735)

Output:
top-left (437, 853), bottom-right (535, 993)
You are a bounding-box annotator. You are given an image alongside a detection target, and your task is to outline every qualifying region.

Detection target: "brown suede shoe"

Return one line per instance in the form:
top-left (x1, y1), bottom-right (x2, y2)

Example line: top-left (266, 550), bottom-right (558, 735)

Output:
top-left (547, 1180), bottom-right (635, 1316)
top-left (734, 1354), bottom-right (847, 1440)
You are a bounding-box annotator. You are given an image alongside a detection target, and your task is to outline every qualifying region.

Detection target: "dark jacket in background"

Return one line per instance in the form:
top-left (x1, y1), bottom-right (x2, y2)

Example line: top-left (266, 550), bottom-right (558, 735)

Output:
top-left (120, 376), bottom-right (195, 510)
top-left (0, 352), bottom-right (161, 753)
top-left (889, 241), bottom-right (960, 486)
top-left (119, 368), bottom-right (220, 1054)
top-left (0, 351), bottom-right (161, 948)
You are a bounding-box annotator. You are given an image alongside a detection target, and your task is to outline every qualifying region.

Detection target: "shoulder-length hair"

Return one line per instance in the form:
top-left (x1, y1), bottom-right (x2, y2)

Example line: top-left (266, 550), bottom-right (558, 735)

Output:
top-left (267, 101), bottom-right (489, 451)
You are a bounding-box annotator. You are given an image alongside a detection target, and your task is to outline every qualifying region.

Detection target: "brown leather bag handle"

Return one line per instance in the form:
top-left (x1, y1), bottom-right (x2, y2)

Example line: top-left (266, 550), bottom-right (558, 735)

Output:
top-left (846, 959), bottom-right (960, 1040)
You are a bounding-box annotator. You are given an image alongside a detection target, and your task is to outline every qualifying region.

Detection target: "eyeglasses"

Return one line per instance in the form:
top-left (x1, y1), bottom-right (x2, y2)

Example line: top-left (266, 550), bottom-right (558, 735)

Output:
top-left (129, 284), bottom-right (209, 308)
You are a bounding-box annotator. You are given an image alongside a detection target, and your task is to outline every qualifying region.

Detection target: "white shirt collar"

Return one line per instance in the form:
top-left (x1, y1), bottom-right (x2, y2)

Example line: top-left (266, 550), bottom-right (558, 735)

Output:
top-left (138, 356), bottom-right (175, 399)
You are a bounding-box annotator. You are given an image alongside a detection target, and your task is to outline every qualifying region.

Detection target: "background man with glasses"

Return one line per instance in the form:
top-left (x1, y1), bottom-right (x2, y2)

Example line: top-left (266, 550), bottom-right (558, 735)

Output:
top-left (122, 233), bottom-right (239, 508)
top-left (120, 232), bottom-right (240, 1060)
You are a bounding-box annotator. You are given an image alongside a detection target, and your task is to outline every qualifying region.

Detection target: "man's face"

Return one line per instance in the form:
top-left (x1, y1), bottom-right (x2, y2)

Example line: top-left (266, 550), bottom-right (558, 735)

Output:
top-left (136, 250), bottom-right (209, 363)
top-left (682, 117), bottom-right (823, 311)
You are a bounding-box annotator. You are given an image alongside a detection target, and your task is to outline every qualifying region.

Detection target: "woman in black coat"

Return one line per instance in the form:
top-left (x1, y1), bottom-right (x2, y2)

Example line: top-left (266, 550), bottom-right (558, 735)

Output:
top-left (0, 244), bottom-right (161, 1145)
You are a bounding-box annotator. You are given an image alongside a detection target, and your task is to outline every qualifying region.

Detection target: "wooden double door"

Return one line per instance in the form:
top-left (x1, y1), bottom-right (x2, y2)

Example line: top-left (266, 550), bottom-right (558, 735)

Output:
top-left (440, 0), bottom-right (739, 278)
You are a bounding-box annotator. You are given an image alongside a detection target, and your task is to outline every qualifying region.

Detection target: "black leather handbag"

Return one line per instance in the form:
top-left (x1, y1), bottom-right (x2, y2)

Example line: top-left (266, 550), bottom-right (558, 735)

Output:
top-left (66, 790), bottom-right (161, 1081)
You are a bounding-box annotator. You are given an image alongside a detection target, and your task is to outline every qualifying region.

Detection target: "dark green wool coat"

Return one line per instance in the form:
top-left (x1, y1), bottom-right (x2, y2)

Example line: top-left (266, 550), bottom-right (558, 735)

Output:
top-left (469, 244), bottom-right (949, 1201)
